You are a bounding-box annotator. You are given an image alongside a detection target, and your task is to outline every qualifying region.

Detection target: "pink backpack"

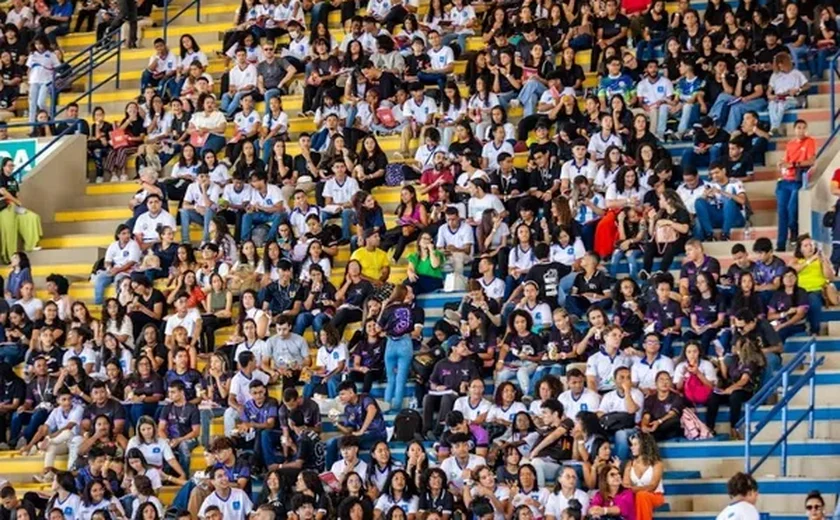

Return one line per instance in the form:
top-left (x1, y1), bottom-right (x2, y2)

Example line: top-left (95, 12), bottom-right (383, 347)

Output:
top-left (681, 408), bottom-right (714, 440)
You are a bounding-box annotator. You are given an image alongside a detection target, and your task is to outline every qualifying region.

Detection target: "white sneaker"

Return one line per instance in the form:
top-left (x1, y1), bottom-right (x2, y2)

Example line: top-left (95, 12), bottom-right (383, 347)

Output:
top-left (109, 175), bottom-right (119, 183)
top-left (119, 174), bottom-right (128, 182)
top-left (508, 99), bottom-right (521, 109)
top-left (15, 437), bottom-right (26, 450)
top-left (95, 177), bottom-right (104, 184)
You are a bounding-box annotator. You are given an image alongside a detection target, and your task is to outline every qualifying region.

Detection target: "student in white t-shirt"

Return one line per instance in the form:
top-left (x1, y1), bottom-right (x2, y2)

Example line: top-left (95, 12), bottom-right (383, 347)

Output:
top-left (715, 473), bottom-right (761, 520)
top-left (439, 433), bottom-right (486, 490)
top-left (302, 329), bottom-right (348, 399)
top-left (93, 224), bottom-right (141, 305)
top-left (132, 194), bottom-right (177, 250)
top-left (329, 435), bottom-right (369, 482)
top-left (321, 161), bottom-right (360, 242)
top-left (178, 171), bottom-right (221, 244)
top-left (435, 207), bottom-right (474, 278)
top-left (399, 82), bottom-right (438, 155)
top-left (221, 48), bottom-right (258, 118)
top-left (199, 467), bottom-right (253, 520)
top-left (558, 368), bottom-right (601, 418)
top-left (467, 179), bottom-right (506, 224)
top-left (233, 318), bottom-right (272, 370)
top-left (481, 124), bottom-right (515, 173)
top-left (241, 171), bottom-right (287, 243)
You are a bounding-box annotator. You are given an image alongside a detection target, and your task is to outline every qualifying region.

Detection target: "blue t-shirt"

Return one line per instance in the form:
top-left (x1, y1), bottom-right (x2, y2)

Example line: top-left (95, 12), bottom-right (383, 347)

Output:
top-left (344, 394), bottom-right (386, 437)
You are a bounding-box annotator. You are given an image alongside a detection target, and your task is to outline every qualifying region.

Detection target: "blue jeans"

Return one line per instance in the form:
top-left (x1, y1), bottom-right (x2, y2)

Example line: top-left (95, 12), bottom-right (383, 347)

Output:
top-left (179, 207), bottom-right (215, 243)
top-left (650, 104), bottom-right (671, 138)
top-left (518, 79), bottom-right (548, 117)
top-left (694, 198), bottom-right (745, 240)
top-left (28, 83), bottom-right (49, 122)
top-left (384, 334), bottom-right (413, 410)
top-left (723, 97), bottom-right (768, 134)
top-left (303, 374), bottom-right (340, 398)
top-left (613, 427), bottom-right (636, 460)
top-left (201, 134), bottom-right (226, 155)
top-left (768, 97), bottom-right (800, 131)
top-left (568, 34), bottom-right (593, 51)
top-left (565, 294), bottom-right (611, 318)
top-left (293, 312), bottom-right (332, 335)
top-left (556, 271), bottom-right (578, 308)
top-left (260, 430), bottom-right (286, 468)
top-left (126, 403), bottom-right (159, 431)
top-left (635, 35), bottom-right (666, 62)
top-left (497, 91), bottom-right (518, 110)
top-left (221, 91), bottom-right (250, 117)
top-left (678, 102), bottom-right (700, 133)
top-left (10, 408), bottom-right (50, 444)
top-left (776, 180), bottom-right (799, 250)
top-left (0, 343), bottom-right (24, 365)
top-left (241, 211), bottom-right (283, 241)
top-left (504, 274), bottom-right (526, 300)
top-left (324, 429), bottom-right (385, 469)
top-left (321, 208), bottom-right (355, 241)
top-left (173, 439), bottom-right (198, 477)
top-left (761, 351), bottom-right (782, 388)
top-left (610, 248), bottom-right (643, 278)
top-left (417, 71), bottom-right (447, 91)
top-left (263, 88), bottom-right (281, 115)
top-left (93, 272), bottom-right (115, 305)
top-left (199, 407), bottom-right (225, 447)
top-left (777, 323), bottom-right (806, 344)
top-left (441, 33), bottom-right (467, 54)
top-left (806, 291), bottom-right (823, 334)
top-left (808, 48), bottom-right (832, 79)
top-left (787, 43), bottom-right (810, 71)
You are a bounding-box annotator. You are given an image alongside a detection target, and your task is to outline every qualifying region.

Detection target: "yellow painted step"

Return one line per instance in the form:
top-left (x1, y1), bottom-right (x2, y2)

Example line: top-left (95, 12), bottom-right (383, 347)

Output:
top-left (0, 263), bottom-right (91, 277)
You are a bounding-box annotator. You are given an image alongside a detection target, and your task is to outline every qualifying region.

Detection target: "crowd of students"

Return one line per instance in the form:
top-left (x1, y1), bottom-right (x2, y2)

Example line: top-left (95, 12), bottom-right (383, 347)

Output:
top-left (2, 0), bottom-right (840, 518)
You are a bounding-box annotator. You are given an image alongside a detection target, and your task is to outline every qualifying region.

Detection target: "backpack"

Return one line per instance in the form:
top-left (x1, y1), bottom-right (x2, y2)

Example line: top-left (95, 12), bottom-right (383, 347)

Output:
top-left (681, 408), bottom-right (714, 440)
top-left (683, 373), bottom-right (713, 405)
top-left (392, 409), bottom-right (423, 442)
top-left (385, 163), bottom-right (405, 186)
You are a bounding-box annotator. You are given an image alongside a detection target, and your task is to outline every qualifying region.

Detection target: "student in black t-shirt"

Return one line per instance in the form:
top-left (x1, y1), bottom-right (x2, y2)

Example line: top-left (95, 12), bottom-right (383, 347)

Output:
top-left (684, 272), bottom-right (727, 355)
top-left (158, 380), bottom-right (200, 476)
top-left (766, 268), bottom-right (809, 343)
top-left (564, 251), bottom-right (612, 318)
top-left (680, 116), bottom-right (730, 172)
top-left (422, 340), bottom-right (479, 438)
top-left (641, 189), bottom-right (692, 276)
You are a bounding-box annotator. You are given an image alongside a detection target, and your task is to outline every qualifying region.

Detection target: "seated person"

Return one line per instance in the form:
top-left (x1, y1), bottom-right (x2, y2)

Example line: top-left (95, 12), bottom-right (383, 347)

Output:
top-left (563, 252), bottom-right (611, 317)
top-left (324, 382), bottom-right (387, 470)
top-left (766, 267), bottom-right (809, 342)
top-left (526, 400), bottom-right (574, 487)
top-left (640, 371), bottom-right (684, 441)
top-left (630, 332), bottom-right (675, 396)
top-left (328, 435), bottom-right (369, 483)
top-left (158, 381), bottom-right (200, 475)
top-left (596, 366), bottom-right (644, 461)
top-left (422, 339), bottom-right (479, 438)
top-left (586, 325), bottom-right (632, 394)
top-left (644, 275), bottom-right (683, 357)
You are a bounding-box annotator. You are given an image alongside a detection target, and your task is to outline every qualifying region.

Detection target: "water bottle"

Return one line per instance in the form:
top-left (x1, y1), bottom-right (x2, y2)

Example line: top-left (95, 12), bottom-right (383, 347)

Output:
top-left (408, 397), bottom-right (418, 410)
top-left (742, 222), bottom-right (753, 240)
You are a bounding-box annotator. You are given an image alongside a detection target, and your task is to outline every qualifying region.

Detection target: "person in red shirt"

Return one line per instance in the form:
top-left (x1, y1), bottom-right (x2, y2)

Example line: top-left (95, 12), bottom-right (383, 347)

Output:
top-left (418, 150), bottom-right (454, 204)
top-left (776, 119), bottom-right (816, 251)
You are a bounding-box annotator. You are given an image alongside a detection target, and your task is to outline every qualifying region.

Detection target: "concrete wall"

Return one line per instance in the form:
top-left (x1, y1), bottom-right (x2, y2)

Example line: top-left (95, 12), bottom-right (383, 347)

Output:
top-left (18, 135), bottom-right (87, 224)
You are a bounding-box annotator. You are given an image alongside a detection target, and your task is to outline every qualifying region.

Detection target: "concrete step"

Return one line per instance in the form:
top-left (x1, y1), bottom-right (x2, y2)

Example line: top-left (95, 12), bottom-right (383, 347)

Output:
top-left (664, 477), bottom-right (837, 513)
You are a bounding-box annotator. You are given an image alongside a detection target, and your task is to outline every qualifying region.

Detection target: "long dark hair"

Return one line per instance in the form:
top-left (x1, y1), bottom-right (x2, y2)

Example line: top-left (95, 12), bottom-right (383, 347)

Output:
top-left (442, 80), bottom-right (464, 112)
top-left (395, 185), bottom-right (419, 217)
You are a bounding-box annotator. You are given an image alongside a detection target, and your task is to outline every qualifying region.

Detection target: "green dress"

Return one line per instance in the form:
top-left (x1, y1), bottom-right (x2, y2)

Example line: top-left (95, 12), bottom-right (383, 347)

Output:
top-left (0, 174), bottom-right (42, 263)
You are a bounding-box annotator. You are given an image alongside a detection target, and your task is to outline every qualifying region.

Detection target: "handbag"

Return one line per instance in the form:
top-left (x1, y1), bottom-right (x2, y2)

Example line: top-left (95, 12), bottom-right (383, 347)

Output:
top-left (110, 128), bottom-right (130, 149)
top-left (655, 220), bottom-right (678, 254)
top-left (190, 132), bottom-right (208, 148)
top-left (683, 372), bottom-right (712, 405)
top-left (599, 411), bottom-right (635, 433)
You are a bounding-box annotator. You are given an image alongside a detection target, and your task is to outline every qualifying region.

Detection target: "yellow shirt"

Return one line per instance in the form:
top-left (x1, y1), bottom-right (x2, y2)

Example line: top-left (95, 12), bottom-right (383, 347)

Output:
top-left (796, 257), bottom-right (827, 293)
top-left (350, 247), bottom-right (391, 282)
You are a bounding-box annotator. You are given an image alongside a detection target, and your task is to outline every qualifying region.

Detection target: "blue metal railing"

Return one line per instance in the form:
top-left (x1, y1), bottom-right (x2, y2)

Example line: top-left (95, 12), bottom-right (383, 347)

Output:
top-left (737, 338), bottom-right (824, 476)
top-left (49, 30), bottom-right (124, 119)
top-left (162, 0), bottom-right (202, 43)
top-left (6, 119), bottom-right (82, 181)
top-left (819, 51), bottom-right (840, 159)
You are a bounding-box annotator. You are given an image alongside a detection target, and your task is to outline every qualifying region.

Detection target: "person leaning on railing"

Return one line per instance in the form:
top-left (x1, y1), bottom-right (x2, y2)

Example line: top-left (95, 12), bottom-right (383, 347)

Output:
top-left (0, 157), bottom-right (42, 264)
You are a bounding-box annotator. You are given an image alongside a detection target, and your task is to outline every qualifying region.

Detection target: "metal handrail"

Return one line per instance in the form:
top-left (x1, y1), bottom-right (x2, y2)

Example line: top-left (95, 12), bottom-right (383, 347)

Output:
top-left (817, 51), bottom-right (840, 161)
top-left (738, 338), bottom-right (824, 476)
top-left (49, 32), bottom-right (124, 119)
top-left (5, 119), bottom-right (82, 181)
top-left (163, 0), bottom-right (202, 43)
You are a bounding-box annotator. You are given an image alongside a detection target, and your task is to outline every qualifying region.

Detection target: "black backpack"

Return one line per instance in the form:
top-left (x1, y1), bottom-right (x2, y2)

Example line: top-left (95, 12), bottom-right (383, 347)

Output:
top-left (392, 409), bottom-right (423, 442)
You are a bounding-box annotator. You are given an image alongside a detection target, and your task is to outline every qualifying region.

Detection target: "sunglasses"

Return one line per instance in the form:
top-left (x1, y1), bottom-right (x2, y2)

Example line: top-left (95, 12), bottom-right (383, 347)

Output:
top-left (806, 505), bottom-right (822, 511)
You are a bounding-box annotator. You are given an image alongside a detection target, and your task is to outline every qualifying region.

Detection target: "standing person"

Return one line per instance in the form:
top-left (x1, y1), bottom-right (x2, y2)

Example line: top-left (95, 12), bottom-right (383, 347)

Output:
top-left (716, 473), bottom-right (760, 520)
top-left (378, 286), bottom-right (415, 411)
top-left (776, 120), bottom-right (816, 251)
top-left (110, 0), bottom-right (138, 48)
top-left (25, 36), bottom-right (60, 123)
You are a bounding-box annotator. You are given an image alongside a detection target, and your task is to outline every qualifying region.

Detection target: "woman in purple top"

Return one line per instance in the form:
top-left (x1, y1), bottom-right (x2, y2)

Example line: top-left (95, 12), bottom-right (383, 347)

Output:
top-left (590, 464), bottom-right (636, 520)
top-left (348, 318), bottom-right (386, 393)
top-left (378, 286), bottom-right (416, 411)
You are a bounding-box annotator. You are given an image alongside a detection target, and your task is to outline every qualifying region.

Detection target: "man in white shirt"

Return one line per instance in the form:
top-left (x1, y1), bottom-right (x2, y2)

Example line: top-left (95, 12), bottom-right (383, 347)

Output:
top-left (220, 175), bottom-right (254, 237)
top-left (141, 38), bottom-right (180, 100)
top-left (676, 168), bottom-right (708, 215)
top-left (716, 473), bottom-right (761, 520)
top-left (321, 160), bottom-right (360, 242)
top-left (329, 435), bottom-right (369, 482)
top-left (694, 162), bottom-right (746, 241)
top-left (225, 351), bottom-right (271, 435)
top-left (178, 171), bottom-right (221, 244)
top-left (631, 332), bottom-right (675, 394)
top-left (467, 178), bottom-right (506, 223)
top-left (482, 124), bottom-right (515, 173)
top-left (199, 468), bottom-right (253, 520)
top-left (439, 433), bottom-right (486, 490)
top-left (436, 207), bottom-right (474, 278)
top-left (164, 293), bottom-right (203, 351)
top-left (558, 368), bottom-right (602, 418)
top-left (241, 171), bottom-right (287, 243)
top-left (399, 82), bottom-right (437, 156)
top-left (636, 60), bottom-right (675, 140)
top-left (586, 326), bottom-right (632, 393)
top-left (221, 47), bottom-right (258, 118)
top-left (560, 139), bottom-right (598, 193)
top-left (419, 30), bottom-right (454, 90)
top-left (92, 223), bottom-right (141, 305)
top-left (289, 189), bottom-right (321, 237)
top-left (597, 366), bottom-right (644, 460)
top-left (21, 390), bottom-right (83, 469)
top-left (132, 194), bottom-right (177, 249)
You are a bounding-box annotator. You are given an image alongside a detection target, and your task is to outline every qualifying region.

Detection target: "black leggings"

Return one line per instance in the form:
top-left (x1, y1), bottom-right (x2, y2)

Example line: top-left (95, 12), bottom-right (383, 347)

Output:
top-left (705, 389), bottom-right (753, 431)
top-left (348, 368), bottom-right (385, 393)
top-left (381, 227), bottom-right (420, 261)
top-left (422, 393), bottom-right (458, 435)
top-left (650, 415), bottom-right (682, 441)
top-left (643, 239), bottom-right (685, 274)
top-left (201, 314), bottom-right (232, 354)
top-left (330, 307), bottom-right (363, 335)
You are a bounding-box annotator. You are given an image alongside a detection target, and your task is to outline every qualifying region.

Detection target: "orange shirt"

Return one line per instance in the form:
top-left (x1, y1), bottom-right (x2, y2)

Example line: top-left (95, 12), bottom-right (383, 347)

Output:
top-left (782, 136), bottom-right (816, 181)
